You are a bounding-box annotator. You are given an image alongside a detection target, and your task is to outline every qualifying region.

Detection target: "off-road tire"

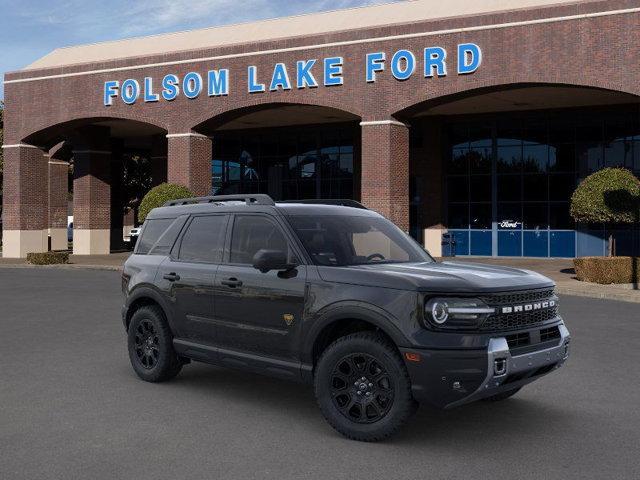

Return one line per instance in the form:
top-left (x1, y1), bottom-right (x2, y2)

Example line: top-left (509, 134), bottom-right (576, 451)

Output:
top-left (482, 387), bottom-right (522, 402)
top-left (127, 305), bottom-right (183, 382)
top-left (314, 332), bottom-right (417, 442)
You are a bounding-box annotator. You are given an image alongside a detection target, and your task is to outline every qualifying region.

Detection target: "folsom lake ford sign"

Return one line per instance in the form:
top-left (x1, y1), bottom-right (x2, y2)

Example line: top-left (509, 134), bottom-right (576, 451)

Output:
top-left (103, 43), bottom-right (482, 106)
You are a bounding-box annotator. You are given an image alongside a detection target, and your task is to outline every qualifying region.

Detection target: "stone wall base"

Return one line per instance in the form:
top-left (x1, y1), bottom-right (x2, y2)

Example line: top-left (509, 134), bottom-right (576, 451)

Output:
top-left (424, 227), bottom-right (446, 258)
top-left (2, 230), bottom-right (48, 258)
top-left (49, 228), bottom-right (68, 251)
top-left (73, 229), bottom-right (110, 255)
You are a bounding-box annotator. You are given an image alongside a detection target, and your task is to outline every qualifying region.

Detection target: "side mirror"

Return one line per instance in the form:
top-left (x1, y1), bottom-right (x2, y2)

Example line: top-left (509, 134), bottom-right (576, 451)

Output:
top-left (252, 249), bottom-right (297, 273)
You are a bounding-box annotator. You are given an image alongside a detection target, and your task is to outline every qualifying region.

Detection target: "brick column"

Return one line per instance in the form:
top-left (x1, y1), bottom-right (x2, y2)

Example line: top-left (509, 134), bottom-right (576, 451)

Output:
top-left (110, 143), bottom-right (125, 251)
top-left (48, 159), bottom-right (69, 251)
top-left (167, 133), bottom-right (212, 196)
top-left (1, 144), bottom-right (49, 257)
top-left (150, 134), bottom-right (168, 187)
top-left (360, 120), bottom-right (410, 232)
top-left (71, 126), bottom-right (112, 255)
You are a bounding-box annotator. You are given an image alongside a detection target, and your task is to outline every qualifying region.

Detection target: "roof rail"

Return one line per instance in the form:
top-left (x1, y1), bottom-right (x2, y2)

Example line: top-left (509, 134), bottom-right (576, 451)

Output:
top-left (278, 199), bottom-right (368, 209)
top-left (163, 194), bottom-right (275, 207)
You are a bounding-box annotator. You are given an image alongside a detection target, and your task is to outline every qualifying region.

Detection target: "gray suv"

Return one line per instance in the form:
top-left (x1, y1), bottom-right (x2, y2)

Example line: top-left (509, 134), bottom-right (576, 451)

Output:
top-left (121, 194), bottom-right (570, 441)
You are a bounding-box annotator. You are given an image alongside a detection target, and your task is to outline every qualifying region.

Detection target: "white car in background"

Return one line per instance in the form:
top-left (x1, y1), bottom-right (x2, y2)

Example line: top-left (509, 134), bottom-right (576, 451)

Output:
top-left (127, 227), bottom-right (141, 250)
top-left (67, 216), bottom-right (73, 242)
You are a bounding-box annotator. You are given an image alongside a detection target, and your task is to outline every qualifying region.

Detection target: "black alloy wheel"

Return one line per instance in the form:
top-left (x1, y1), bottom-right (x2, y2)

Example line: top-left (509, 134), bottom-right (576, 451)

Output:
top-left (315, 332), bottom-right (417, 442)
top-left (133, 319), bottom-right (160, 369)
top-left (330, 353), bottom-right (395, 424)
top-left (127, 305), bottom-right (183, 382)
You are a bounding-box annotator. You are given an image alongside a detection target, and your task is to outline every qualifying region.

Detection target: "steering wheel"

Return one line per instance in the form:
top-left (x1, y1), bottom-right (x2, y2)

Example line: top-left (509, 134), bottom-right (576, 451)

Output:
top-left (366, 253), bottom-right (386, 262)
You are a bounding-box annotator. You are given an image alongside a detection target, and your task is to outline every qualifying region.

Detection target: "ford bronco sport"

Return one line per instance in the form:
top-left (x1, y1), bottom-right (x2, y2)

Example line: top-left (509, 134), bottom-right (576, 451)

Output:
top-left (122, 194), bottom-right (570, 441)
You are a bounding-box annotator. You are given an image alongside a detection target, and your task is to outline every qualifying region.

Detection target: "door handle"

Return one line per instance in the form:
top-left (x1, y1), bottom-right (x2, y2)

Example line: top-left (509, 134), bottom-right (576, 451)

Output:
top-left (221, 277), bottom-right (243, 288)
top-left (163, 272), bottom-right (180, 282)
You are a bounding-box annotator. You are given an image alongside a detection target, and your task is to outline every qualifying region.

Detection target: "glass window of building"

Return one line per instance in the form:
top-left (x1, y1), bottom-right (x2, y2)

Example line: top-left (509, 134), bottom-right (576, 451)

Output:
top-left (444, 106), bottom-right (640, 258)
top-left (211, 124), bottom-right (357, 202)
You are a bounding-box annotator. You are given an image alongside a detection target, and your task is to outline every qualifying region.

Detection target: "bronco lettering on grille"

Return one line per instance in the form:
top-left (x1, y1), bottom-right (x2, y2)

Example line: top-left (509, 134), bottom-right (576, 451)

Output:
top-left (501, 300), bottom-right (555, 314)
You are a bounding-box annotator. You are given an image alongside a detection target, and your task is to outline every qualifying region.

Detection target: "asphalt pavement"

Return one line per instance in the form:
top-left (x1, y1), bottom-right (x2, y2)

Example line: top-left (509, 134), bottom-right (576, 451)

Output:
top-left (1, 268), bottom-right (638, 480)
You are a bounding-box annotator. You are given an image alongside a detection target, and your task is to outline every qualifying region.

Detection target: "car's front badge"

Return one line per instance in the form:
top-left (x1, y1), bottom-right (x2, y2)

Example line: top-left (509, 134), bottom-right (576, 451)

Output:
top-left (283, 314), bottom-right (295, 326)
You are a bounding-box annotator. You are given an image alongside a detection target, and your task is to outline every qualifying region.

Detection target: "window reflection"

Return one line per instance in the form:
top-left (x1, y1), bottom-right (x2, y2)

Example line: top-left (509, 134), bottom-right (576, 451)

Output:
top-left (446, 107), bottom-right (639, 251)
top-left (211, 124), bottom-right (356, 200)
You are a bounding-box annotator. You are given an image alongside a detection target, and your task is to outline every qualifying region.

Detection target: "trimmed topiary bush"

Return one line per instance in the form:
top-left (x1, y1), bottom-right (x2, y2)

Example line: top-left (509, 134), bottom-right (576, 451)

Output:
top-left (138, 183), bottom-right (194, 222)
top-left (570, 168), bottom-right (640, 224)
top-left (570, 168), bottom-right (640, 256)
top-left (574, 256), bottom-right (639, 284)
top-left (27, 251), bottom-right (69, 265)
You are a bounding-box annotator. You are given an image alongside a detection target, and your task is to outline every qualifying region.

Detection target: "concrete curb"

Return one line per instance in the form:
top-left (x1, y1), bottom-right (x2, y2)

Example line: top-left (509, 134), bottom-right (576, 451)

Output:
top-left (555, 285), bottom-right (640, 303)
top-left (0, 263), bottom-right (122, 272)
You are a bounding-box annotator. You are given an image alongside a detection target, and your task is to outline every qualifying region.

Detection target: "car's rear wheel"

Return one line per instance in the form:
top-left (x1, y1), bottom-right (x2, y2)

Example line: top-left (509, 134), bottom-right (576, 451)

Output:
top-left (127, 305), bottom-right (183, 382)
top-left (482, 387), bottom-right (522, 402)
top-left (314, 332), bottom-right (417, 442)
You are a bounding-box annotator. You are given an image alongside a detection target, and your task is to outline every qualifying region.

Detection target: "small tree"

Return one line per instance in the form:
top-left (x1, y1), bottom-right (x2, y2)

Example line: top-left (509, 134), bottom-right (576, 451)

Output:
top-left (121, 153), bottom-right (152, 221)
top-left (138, 183), bottom-right (194, 222)
top-left (570, 168), bottom-right (640, 256)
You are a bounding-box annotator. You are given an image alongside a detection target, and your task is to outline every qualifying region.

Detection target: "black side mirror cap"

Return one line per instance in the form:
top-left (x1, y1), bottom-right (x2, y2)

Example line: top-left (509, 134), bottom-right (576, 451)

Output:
top-left (252, 249), bottom-right (297, 273)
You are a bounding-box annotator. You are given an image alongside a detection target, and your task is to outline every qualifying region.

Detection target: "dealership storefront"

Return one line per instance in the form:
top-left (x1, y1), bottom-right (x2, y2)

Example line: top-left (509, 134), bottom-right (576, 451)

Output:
top-left (3, 0), bottom-right (640, 257)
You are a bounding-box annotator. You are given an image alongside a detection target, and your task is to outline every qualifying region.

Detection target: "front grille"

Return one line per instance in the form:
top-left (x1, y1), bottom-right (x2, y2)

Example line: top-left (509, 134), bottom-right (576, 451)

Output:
top-left (482, 306), bottom-right (558, 331)
top-left (479, 288), bottom-right (558, 332)
top-left (479, 288), bottom-right (555, 306)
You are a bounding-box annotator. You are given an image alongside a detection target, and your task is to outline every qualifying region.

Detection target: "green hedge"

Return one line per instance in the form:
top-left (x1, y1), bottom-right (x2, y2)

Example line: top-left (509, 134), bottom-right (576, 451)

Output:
top-left (27, 251), bottom-right (69, 265)
top-left (570, 168), bottom-right (640, 224)
top-left (574, 256), bottom-right (640, 284)
top-left (138, 183), bottom-right (194, 222)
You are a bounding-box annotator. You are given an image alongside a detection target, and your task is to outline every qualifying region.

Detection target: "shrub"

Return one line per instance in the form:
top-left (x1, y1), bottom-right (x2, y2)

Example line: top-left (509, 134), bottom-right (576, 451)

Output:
top-left (574, 256), bottom-right (640, 284)
top-left (27, 251), bottom-right (69, 265)
top-left (138, 183), bottom-right (194, 222)
top-left (570, 168), bottom-right (640, 224)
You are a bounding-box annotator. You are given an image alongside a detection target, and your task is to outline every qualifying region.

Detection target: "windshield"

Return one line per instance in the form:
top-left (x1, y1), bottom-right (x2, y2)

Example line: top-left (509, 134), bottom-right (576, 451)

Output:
top-left (287, 215), bottom-right (434, 266)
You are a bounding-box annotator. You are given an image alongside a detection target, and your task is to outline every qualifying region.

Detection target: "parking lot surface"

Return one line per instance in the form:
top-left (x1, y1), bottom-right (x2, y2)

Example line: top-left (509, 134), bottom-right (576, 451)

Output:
top-left (1, 268), bottom-right (638, 480)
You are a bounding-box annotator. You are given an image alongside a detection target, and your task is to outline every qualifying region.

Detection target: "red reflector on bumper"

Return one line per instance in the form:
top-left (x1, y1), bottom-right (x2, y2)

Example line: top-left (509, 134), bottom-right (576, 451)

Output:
top-left (404, 352), bottom-right (421, 362)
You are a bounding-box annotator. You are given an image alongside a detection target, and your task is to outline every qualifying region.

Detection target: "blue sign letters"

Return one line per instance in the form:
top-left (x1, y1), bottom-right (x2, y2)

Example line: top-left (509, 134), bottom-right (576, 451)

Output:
top-left (103, 43), bottom-right (482, 106)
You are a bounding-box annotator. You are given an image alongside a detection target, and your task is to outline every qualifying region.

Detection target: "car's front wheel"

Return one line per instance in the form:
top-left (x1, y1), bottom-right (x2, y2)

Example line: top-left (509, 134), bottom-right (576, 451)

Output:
top-left (127, 305), bottom-right (183, 382)
top-left (314, 332), bottom-right (417, 442)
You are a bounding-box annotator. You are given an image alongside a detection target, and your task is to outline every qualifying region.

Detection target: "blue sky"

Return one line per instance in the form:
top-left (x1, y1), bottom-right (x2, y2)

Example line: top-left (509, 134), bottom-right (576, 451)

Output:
top-left (0, 0), bottom-right (397, 100)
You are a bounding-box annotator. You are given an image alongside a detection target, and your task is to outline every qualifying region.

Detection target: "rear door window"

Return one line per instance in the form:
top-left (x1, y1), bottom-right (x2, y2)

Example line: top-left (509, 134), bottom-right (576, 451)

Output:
top-left (136, 218), bottom-right (174, 254)
top-left (177, 215), bottom-right (228, 263)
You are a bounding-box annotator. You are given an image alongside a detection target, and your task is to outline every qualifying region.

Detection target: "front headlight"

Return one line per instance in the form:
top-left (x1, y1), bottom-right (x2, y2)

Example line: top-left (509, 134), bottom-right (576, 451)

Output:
top-left (425, 297), bottom-right (495, 329)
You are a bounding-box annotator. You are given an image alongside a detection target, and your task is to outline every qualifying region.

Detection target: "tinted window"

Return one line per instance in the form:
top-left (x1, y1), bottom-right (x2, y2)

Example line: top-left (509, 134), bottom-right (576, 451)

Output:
top-left (148, 216), bottom-right (188, 255)
top-left (178, 215), bottom-right (228, 263)
top-left (136, 218), bottom-right (174, 254)
top-left (289, 215), bottom-right (433, 266)
top-left (230, 216), bottom-right (290, 264)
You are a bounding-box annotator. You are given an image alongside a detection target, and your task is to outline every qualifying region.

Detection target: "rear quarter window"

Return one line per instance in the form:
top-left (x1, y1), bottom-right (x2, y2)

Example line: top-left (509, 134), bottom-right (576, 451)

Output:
top-left (136, 218), bottom-right (175, 254)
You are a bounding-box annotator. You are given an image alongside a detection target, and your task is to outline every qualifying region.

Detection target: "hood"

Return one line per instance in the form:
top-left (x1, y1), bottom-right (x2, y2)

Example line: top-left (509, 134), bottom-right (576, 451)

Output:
top-left (317, 261), bottom-right (554, 293)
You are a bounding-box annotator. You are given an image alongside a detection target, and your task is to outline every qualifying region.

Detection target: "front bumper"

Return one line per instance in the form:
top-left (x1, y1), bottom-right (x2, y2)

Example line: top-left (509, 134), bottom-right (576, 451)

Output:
top-left (401, 323), bottom-right (571, 409)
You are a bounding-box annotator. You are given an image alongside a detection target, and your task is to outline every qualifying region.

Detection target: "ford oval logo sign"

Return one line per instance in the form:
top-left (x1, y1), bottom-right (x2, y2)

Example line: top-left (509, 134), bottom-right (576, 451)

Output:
top-left (499, 220), bottom-right (521, 229)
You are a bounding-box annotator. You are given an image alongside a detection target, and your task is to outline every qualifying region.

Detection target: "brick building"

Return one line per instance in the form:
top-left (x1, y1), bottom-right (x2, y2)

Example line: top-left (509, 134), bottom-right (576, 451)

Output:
top-left (3, 0), bottom-right (640, 258)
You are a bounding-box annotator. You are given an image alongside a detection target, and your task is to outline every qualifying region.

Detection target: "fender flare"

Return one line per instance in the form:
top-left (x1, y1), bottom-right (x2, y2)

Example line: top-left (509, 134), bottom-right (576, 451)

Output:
top-left (302, 301), bottom-right (410, 365)
top-left (124, 285), bottom-right (174, 331)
